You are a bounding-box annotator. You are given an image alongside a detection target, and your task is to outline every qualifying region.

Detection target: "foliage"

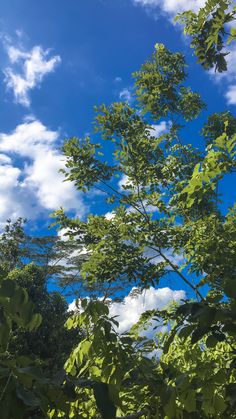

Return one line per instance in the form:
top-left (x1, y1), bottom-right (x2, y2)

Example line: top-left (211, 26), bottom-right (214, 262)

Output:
top-left (0, 266), bottom-right (86, 419)
top-left (202, 111), bottom-right (236, 145)
top-left (133, 43), bottom-right (205, 121)
top-left (44, 297), bottom-right (235, 418)
top-left (0, 268), bottom-right (45, 418)
top-left (51, 43), bottom-right (236, 417)
top-left (8, 264), bottom-right (79, 374)
top-left (0, 218), bottom-right (85, 293)
top-left (0, 220), bottom-right (81, 373)
top-left (175, 0), bottom-right (236, 72)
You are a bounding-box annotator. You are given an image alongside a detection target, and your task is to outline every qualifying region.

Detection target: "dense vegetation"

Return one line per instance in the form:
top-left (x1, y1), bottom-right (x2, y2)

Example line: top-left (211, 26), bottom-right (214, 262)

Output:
top-left (0, 2), bottom-right (236, 418)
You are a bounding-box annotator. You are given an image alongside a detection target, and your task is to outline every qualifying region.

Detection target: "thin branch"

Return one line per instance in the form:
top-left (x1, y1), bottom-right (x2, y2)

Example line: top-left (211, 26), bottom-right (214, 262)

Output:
top-left (0, 372), bottom-right (13, 402)
top-left (99, 178), bottom-right (150, 219)
top-left (148, 245), bottom-right (204, 301)
top-left (159, 249), bottom-right (203, 300)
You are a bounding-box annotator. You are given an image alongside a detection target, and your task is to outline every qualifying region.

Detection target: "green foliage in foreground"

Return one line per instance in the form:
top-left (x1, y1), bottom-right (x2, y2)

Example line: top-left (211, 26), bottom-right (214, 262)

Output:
top-left (0, 269), bottom-right (81, 419)
top-left (176, 0), bottom-right (236, 72)
top-left (1, 287), bottom-right (236, 418)
top-left (0, 270), bottom-right (44, 417)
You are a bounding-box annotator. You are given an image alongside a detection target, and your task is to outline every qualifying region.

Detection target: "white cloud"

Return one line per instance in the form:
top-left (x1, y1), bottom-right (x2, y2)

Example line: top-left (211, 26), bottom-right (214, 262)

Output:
top-left (0, 117), bottom-right (57, 157)
top-left (118, 174), bottom-right (134, 191)
top-left (0, 118), bottom-right (86, 226)
top-left (24, 151), bottom-right (80, 210)
top-left (222, 44), bottom-right (236, 82)
top-left (209, 43), bottom-right (236, 105)
top-left (104, 211), bottom-right (116, 220)
top-left (221, 44), bottom-right (236, 105)
top-left (119, 87), bottom-right (132, 102)
top-left (109, 287), bottom-right (185, 334)
top-left (0, 162), bottom-right (36, 224)
top-left (132, 0), bottom-right (206, 15)
top-left (58, 227), bottom-right (71, 241)
top-left (0, 154), bottom-right (12, 164)
top-left (69, 286), bottom-right (185, 334)
top-left (144, 246), bottom-right (184, 267)
top-left (148, 121), bottom-right (171, 137)
top-left (3, 43), bottom-right (61, 107)
top-left (225, 85), bottom-right (236, 104)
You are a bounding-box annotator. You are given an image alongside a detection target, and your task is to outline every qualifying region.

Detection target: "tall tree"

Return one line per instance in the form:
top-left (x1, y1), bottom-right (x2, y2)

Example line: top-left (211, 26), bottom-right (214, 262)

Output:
top-left (51, 44), bottom-right (236, 417)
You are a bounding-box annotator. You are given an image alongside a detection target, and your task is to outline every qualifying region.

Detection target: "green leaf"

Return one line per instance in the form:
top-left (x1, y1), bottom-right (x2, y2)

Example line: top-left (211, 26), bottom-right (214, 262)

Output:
top-left (183, 389), bottom-right (196, 413)
top-left (27, 313), bottom-right (42, 331)
top-left (191, 327), bottom-right (209, 344)
top-left (16, 386), bottom-right (40, 407)
top-left (93, 382), bottom-right (116, 419)
top-left (206, 335), bottom-right (218, 348)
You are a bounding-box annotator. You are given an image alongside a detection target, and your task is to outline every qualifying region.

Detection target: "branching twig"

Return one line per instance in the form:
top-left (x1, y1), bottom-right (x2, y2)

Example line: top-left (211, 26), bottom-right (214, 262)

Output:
top-left (147, 245), bottom-right (204, 301)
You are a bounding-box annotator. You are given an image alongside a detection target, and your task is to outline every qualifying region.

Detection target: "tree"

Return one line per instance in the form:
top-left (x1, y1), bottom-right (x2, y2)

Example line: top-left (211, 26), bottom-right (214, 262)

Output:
top-left (175, 0), bottom-right (236, 72)
top-left (50, 43), bottom-right (236, 417)
top-left (8, 264), bottom-right (79, 374)
top-left (0, 219), bottom-right (81, 374)
top-left (0, 268), bottom-right (45, 418)
top-left (0, 221), bottom-right (86, 418)
top-left (0, 266), bottom-right (81, 419)
top-left (0, 218), bottom-right (84, 295)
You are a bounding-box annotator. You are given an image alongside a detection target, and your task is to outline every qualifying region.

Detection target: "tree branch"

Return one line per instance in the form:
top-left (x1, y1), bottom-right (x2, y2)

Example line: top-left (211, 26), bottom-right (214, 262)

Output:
top-left (152, 245), bottom-right (204, 301)
top-left (0, 372), bottom-right (13, 402)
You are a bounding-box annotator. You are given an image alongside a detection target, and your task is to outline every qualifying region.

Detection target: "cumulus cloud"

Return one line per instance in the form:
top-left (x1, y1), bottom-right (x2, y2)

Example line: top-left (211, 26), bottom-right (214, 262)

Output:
top-left (148, 121), bottom-right (171, 137)
top-left (119, 87), bottom-right (132, 102)
top-left (104, 211), bottom-right (116, 220)
top-left (219, 44), bottom-right (236, 105)
top-left (109, 286), bottom-right (185, 333)
top-left (132, 0), bottom-right (206, 15)
top-left (208, 43), bottom-right (236, 105)
top-left (118, 174), bottom-right (134, 191)
top-left (0, 118), bottom-right (86, 226)
top-left (57, 227), bottom-right (71, 241)
top-left (221, 44), bottom-right (236, 82)
top-left (0, 154), bottom-right (12, 164)
top-left (0, 117), bottom-right (57, 157)
top-left (225, 85), bottom-right (236, 104)
top-left (3, 43), bottom-right (61, 107)
top-left (69, 286), bottom-right (185, 334)
top-left (0, 164), bottom-right (28, 222)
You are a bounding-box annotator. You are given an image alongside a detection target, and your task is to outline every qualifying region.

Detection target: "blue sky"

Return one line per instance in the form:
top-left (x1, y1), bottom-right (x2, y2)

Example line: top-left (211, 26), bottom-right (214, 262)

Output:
top-left (0, 1), bottom-right (235, 309)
